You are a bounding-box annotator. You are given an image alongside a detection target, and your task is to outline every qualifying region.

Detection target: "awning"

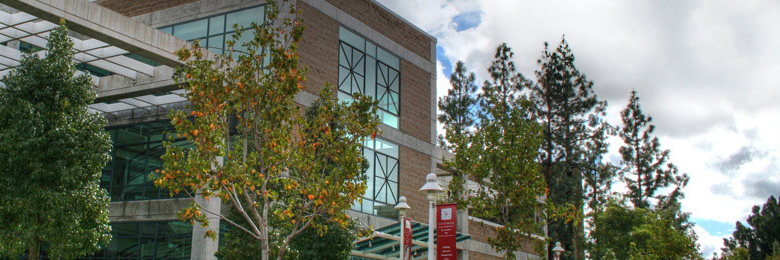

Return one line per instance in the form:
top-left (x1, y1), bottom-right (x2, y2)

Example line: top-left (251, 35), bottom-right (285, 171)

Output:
top-left (351, 221), bottom-right (471, 260)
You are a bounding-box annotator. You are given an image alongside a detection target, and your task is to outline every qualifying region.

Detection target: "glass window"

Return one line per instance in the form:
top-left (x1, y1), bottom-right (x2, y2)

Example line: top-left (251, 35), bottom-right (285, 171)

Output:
top-left (159, 27), bottom-right (173, 35)
top-left (173, 19), bottom-right (208, 41)
top-left (339, 28), bottom-right (365, 51)
top-left (338, 27), bottom-right (400, 129)
top-left (352, 137), bottom-right (399, 218)
top-left (78, 221), bottom-right (192, 260)
top-left (102, 121), bottom-right (186, 201)
top-left (159, 5), bottom-right (265, 54)
top-left (207, 35), bottom-right (225, 54)
top-left (226, 7), bottom-right (263, 30)
top-left (209, 16), bottom-right (225, 35)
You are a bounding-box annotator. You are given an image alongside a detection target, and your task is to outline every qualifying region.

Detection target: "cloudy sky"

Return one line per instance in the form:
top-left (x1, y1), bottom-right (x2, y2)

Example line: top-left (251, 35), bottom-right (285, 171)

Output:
top-left (376, 0), bottom-right (780, 257)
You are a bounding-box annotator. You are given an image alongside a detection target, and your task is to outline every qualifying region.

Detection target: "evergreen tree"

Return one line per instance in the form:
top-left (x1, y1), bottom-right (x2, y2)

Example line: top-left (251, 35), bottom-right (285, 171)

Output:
top-left (713, 247), bottom-right (750, 260)
top-left (528, 37), bottom-right (611, 260)
top-left (723, 195), bottom-right (780, 260)
top-left (587, 202), bottom-right (701, 260)
top-left (438, 61), bottom-right (478, 146)
top-left (618, 90), bottom-right (688, 209)
top-left (438, 61), bottom-right (478, 205)
top-left (0, 22), bottom-right (112, 259)
top-left (454, 44), bottom-right (547, 259)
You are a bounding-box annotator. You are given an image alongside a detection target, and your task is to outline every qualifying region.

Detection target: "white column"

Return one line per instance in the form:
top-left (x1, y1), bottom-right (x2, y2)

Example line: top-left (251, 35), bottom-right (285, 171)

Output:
top-left (191, 156), bottom-right (222, 260)
top-left (191, 195), bottom-right (221, 260)
top-left (429, 200), bottom-right (436, 260)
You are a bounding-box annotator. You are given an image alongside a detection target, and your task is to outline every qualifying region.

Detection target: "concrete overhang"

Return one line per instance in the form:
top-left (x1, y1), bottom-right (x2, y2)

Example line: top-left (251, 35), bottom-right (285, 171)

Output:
top-left (0, 0), bottom-right (186, 67)
top-left (0, 0), bottom-right (202, 120)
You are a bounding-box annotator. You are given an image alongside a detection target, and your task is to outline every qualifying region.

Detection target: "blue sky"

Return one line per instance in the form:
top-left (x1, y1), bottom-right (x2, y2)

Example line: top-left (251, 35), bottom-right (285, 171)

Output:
top-left (377, 0), bottom-right (780, 257)
top-left (693, 218), bottom-right (735, 237)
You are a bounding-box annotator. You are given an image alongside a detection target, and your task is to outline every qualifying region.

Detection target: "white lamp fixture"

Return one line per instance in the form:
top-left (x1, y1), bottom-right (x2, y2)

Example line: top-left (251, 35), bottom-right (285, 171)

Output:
top-left (395, 196), bottom-right (412, 259)
top-left (395, 196), bottom-right (411, 218)
top-left (419, 172), bottom-right (444, 260)
top-left (552, 241), bottom-right (565, 260)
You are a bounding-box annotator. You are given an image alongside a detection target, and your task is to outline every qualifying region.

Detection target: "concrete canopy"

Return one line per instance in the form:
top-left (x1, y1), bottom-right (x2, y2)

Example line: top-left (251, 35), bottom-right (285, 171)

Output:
top-left (0, 0), bottom-right (197, 120)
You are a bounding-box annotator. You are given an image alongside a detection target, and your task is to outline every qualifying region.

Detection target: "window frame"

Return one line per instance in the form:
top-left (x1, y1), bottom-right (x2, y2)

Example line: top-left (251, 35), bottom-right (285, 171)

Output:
top-left (158, 4), bottom-right (267, 55)
top-left (78, 221), bottom-right (192, 260)
top-left (337, 26), bottom-right (401, 129)
top-left (102, 120), bottom-right (186, 201)
top-left (352, 137), bottom-right (400, 218)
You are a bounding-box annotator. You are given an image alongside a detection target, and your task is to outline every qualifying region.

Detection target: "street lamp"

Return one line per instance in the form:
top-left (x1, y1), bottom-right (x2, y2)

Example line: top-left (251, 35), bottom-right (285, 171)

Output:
top-left (395, 196), bottom-right (411, 218)
top-left (419, 172), bottom-right (444, 260)
top-left (552, 241), bottom-right (565, 260)
top-left (395, 196), bottom-right (411, 259)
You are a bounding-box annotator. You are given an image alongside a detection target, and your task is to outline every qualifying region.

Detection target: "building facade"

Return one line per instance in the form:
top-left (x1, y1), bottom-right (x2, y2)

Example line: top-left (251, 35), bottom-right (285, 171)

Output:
top-left (0, 0), bottom-right (541, 259)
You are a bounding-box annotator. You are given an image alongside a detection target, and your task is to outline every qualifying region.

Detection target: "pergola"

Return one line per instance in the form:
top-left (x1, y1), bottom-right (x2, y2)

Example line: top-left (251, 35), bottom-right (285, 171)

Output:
top-left (0, 0), bottom-right (193, 122)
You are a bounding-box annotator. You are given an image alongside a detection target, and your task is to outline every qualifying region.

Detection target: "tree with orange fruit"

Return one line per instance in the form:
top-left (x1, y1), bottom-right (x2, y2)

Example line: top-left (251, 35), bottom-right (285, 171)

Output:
top-left (155, 1), bottom-right (379, 260)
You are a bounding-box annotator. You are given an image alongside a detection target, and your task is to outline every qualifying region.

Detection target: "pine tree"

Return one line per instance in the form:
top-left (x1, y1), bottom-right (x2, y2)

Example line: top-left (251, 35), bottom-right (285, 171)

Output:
top-left (723, 196), bottom-right (780, 259)
top-left (618, 90), bottom-right (688, 209)
top-left (447, 44), bottom-right (547, 259)
top-left (438, 61), bottom-right (477, 146)
top-left (438, 61), bottom-right (477, 204)
top-left (0, 22), bottom-right (112, 259)
top-left (528, 37), bottom-right (611, 260)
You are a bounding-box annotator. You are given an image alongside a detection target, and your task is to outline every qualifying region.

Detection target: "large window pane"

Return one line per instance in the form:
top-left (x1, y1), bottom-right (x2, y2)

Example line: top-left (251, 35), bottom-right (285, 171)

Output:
top-left (353, 138), bottom-right (399, 217)
top-left (377, 47), bottom-right (399, 69)
top-left (173, 19), bottom-right (208, 41)
top-left (339, 28), bottom-right (365, 51)
top-left (337, 26), bottom-right (401, 129)
top-left (226, 7), bottom-right (263, 30)
top-left (158, 5), bottom-right (265, 58)
top-left (79, 221), bottom-right (192, 260)
top-left (102, 121), bottom-right (185, 201)
top-left (209, 16), bottom-right (225, 34)
top-left (207, 35), bottom-right (225, 54)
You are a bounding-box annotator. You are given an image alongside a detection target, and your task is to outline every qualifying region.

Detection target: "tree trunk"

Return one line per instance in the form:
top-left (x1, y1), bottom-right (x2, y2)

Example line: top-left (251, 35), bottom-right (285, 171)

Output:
top-left (261, 217), bottom-right (270, 260)
top-left (28, 240), bottom-right (40, 260)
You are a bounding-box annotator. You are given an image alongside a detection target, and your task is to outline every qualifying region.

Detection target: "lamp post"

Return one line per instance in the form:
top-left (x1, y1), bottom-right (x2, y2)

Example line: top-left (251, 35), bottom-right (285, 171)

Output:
top-left (395, 196), bottom-right (411, 259)
top-left (419, 172), bottom-right (444, 260)
top-left (395, 196), bottom-right (411, 219)
top-left (552, 241), bottom-right (564, 260)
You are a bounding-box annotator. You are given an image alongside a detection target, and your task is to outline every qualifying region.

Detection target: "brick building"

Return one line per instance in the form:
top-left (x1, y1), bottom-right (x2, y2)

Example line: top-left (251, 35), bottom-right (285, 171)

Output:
top-left (0, 0), bottom-right (542, 259)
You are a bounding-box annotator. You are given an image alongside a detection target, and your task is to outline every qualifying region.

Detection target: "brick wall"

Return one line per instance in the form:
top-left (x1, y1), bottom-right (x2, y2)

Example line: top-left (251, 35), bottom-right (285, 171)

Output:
top-left (469, 219), bottom-right (498, 244)
top-left (95, 0), bottom-right (199, 17)
top-left (400, 59), bottom-right (432, 142)
top-left (469, 251), bottom-right (504, 260)
top-left (398, 146), bottom-right (431, 223)
top-left (468, 219), bottom-right (540, 256)
top-left (323, 0), bottom-right (432, 61)
top-left (298, 2), bottom-right (339, 95)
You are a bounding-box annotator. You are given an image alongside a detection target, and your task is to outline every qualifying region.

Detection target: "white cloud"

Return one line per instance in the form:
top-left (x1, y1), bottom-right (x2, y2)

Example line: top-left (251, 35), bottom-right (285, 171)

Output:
top-left (378, 0), bottom-right (780, 251)
top-left (694, 224), bottom-right (729, 258)
top-left (435, 60), bottom-right (450, 139)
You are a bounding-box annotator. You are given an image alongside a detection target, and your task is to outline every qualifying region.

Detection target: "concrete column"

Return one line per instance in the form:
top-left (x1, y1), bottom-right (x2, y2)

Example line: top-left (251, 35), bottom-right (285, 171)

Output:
top-left (191, 194), bottom-right (221, 260)
top-left (192, 156), bottom-right (222, 260)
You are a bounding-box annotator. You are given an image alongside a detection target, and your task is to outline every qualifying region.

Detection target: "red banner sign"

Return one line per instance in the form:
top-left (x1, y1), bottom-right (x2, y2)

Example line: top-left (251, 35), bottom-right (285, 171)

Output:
top-left (437, 203), bottom-right (457, 260)
top-left (402, 217), bottom-right (413, 260)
